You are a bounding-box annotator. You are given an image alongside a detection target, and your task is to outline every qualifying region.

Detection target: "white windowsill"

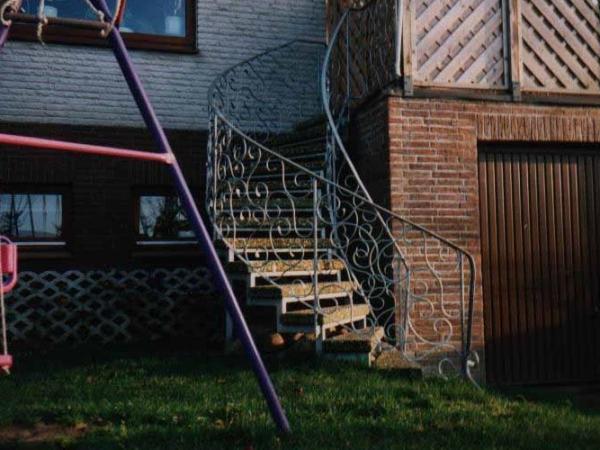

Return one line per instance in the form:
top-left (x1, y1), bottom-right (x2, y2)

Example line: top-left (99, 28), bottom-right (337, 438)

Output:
top-left (136, 241), bottom-right (197, 246)
top-left (15, 241), bottom-right (67, 247)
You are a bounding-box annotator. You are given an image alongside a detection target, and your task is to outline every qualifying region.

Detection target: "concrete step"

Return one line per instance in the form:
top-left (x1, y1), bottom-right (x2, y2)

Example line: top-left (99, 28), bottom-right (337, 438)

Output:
top-left (219, 237), bottom-right (331, 253)
top-left (229, 197), bottom-right (314, 210)
top-left (216, 216), bottom-right (319, 231)
top-left (281, 304), bottom-right (370, 327)
top-left (242, 178), bottom-right (317, 192)
top-left (228, 258), bottom-right (346, 277)
top-left (372, 349), bottom-right (423, 378)
top-left (323, 326), bottom-right (384, 354)
top-left (274, 140), bottom-right (325, 159)
top-left (268, 121), bottom-right (326, 147)
top-left (235, 158), bottom-right (324, 176)
top-left (243, 170), bottom-right (323, 183)
top-left (249, 281), bottom-right (356, 303)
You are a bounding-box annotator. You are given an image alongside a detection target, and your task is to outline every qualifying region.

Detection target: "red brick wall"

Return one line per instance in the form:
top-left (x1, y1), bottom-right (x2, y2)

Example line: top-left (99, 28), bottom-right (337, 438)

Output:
top-left (354, 95), bottom-right (600, 377)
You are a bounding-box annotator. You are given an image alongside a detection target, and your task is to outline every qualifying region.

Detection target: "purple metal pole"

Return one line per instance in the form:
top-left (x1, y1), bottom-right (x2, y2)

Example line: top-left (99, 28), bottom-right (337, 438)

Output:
top-left (89, 0), bottom-right (291, 434)
top-left (0, 23), bottom-right (10, 49)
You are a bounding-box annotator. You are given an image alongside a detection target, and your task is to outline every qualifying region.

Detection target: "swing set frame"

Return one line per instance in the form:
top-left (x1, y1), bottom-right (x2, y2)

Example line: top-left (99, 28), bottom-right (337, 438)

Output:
top-left (0, 0), bottom-right (291, 434)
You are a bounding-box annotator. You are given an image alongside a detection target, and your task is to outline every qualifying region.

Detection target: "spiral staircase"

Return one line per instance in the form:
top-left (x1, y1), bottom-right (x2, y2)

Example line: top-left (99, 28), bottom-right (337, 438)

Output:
top-left (206, 4), bottom-right (478, 380)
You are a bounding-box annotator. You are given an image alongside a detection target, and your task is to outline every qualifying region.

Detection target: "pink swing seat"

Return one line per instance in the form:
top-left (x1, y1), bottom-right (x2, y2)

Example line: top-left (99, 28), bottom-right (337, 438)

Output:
top-left (0, 239), bottom-right (17, 295)
top-left (0, 354), bottom-right (12, 372)
top-left (0, 237), bottom-right (17, 373)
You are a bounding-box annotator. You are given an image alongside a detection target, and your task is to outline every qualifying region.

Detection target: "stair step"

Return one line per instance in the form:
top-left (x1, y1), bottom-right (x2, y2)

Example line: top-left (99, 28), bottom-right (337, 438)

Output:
top-left (229, 197), bottom-right (314, 209)
top-left (249, 281), bottom-right (356, 302)
top-left (219, 238), bottom-right (331, 253)
top-left (244, 178), bottom-right (316, 191)
top-left (275, 141), bottom-right (325, 159)
top-left (373, 350), bottom-right (423, 377)
top-left (216, 216), bottom-right (318, 230)
top-left (323, 327), bottom-right (384, 354)
top-left (228, 259), bottom-right (346, 276)
top-left (245, 170), bottom-right (323, 183)
top-left (294, 115), bottom-right (327, 132)
top-left (281, 304), bottom-right (370, 327)
top-left (268, 124), bottom-right (326, 147)
top-left (237, 159), bottom-right (325, 176)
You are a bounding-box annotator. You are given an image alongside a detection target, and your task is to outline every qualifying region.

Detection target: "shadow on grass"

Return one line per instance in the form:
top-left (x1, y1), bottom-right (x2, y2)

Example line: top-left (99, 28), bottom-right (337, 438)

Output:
top-left (493, 383), bottom-right (600, 418)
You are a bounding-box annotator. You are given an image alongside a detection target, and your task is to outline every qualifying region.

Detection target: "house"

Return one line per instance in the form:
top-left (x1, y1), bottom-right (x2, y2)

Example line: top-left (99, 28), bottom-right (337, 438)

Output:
top-left (1, 0), bottom-right (599, 388)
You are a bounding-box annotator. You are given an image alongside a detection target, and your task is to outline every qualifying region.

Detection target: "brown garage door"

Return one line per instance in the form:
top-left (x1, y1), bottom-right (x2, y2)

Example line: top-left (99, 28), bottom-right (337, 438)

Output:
top-left (479, 144), bottom-right (600, 386)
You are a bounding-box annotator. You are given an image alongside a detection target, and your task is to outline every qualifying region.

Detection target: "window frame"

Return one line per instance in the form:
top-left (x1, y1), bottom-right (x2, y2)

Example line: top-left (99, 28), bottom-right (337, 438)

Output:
top-left (133, 188), bottom-right (196, 247)
top-left (8, 0), bottom-right (198, 54)
top-left (0, 185), bottom-right (70, 248)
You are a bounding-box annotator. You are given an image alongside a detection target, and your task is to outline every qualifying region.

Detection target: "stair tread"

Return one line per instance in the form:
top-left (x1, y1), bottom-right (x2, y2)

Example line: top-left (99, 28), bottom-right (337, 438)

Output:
top-left (293, 115), bottom-right (327, 132)
top-left (234, 159), bottom-right (325, 175)
top-left (229, 259), bottom-right (346, 275)
top-left (323, 327), bottom-right (384, 353)
top-left (268, 124), bottom-right (326, 146)
top-left (216, 216), bottom-right (318, 228)
top-left (281, 304), bottom-right (370, 327)
top-left (250, 281), bottom-right (356, 300)
top-left (220, 237), bottom-right (331, 250)
top-left (229, 197), bottom-right (314, 209)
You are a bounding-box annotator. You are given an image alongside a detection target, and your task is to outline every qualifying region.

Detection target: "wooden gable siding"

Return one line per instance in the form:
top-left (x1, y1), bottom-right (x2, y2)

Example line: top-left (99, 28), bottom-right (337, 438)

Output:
top-left (327, 0), bottom-right (600, 102)
top-left (412, 0), bottom-right (507, 89)
top-left (519, 0), bottom-right (600, 95)
top-left (406, 0), bottom-right (600, 97)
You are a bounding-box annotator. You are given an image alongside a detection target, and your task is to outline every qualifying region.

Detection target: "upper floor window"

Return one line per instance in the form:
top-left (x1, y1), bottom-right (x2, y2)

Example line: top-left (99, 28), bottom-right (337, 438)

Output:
top-left (11, 0), bottom-right (197, 53)
top-left (0, 192), bottom-right (66, 245)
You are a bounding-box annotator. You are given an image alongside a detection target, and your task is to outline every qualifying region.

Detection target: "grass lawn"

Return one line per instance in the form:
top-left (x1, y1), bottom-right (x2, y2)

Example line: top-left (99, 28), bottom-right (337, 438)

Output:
top-left (0, 343), bottom-right (599, 450)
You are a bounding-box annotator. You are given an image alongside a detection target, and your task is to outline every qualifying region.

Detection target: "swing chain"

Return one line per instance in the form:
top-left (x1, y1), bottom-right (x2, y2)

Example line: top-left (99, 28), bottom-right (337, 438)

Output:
top-left (85, 0), bottom-right (124, 38)
top-left (36, 0), bottom-right (48, 44)
top-left (0, 0), bottom-right (21, 27)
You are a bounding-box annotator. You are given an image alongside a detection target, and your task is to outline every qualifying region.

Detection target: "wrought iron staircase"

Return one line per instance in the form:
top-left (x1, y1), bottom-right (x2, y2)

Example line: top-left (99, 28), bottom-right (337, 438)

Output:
top-left (207, 4), bottom-right (479, 382)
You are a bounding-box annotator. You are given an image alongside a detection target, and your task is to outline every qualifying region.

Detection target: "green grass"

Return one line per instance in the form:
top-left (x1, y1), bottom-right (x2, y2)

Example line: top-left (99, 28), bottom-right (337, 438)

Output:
top-left (0, 343), bottom-right (599, 450)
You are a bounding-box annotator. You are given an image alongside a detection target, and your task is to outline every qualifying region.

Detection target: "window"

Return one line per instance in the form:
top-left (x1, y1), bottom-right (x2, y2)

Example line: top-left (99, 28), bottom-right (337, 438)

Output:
top-left (11, 0), bottom-right (197, 53)
top-left (136, 194), bottom-right (194, 245)
top-left (0, 192), bottom-right (65, 245)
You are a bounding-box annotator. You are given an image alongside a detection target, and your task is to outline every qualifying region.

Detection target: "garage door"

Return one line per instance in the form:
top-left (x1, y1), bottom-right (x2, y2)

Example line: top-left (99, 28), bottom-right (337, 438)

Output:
top-left (479, 144), bottom-right (600, 386)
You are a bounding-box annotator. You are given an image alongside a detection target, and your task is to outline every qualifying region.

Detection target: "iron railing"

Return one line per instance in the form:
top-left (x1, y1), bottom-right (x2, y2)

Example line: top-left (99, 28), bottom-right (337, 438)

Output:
top-left (207, 10), bottom-right (479, 380)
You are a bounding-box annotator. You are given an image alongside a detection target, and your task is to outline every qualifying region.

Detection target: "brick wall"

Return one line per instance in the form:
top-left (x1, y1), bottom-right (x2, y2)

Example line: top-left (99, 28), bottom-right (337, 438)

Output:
top-left (352, 94), bottom-right (600, 377)
top-left (0, 0), bottom-right (324, 129)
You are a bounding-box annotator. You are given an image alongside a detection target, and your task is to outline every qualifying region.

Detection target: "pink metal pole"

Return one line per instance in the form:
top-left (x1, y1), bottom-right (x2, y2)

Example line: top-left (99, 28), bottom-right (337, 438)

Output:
top-left (0, 133), bottom-right (174, 164)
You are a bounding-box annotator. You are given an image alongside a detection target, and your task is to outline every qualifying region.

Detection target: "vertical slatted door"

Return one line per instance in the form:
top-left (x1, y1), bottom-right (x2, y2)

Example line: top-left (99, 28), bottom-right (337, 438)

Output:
top-left (479, 144), bottom-right (600, 386)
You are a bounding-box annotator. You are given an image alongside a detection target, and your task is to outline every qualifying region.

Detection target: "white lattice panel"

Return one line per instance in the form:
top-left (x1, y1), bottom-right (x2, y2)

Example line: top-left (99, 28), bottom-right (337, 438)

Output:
top-left (5, 267), bottom-right (216, 344)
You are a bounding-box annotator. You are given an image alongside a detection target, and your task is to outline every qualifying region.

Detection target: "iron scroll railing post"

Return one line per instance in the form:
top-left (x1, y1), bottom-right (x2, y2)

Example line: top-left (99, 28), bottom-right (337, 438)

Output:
top-left (312, 178), bottom-right (321, 353)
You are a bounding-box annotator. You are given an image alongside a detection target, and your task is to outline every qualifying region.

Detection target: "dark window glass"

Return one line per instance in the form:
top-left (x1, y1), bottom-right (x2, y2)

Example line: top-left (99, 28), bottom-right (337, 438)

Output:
top-left (137, 195), bottom-right (193, 242)
top-left (0, 193), bottom-right (63, 241)
top-left (20, 0), bottom-right (188, 37)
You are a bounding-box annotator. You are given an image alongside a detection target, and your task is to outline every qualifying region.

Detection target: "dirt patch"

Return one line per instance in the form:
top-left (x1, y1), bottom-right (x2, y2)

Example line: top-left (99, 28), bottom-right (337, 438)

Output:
top-left (0, 422), bottom-right (89, 444)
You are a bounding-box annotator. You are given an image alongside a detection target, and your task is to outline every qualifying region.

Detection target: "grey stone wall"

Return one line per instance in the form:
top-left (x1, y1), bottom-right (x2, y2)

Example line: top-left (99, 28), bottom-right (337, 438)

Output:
top-left (0, 0), bottom-right (325, 130)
